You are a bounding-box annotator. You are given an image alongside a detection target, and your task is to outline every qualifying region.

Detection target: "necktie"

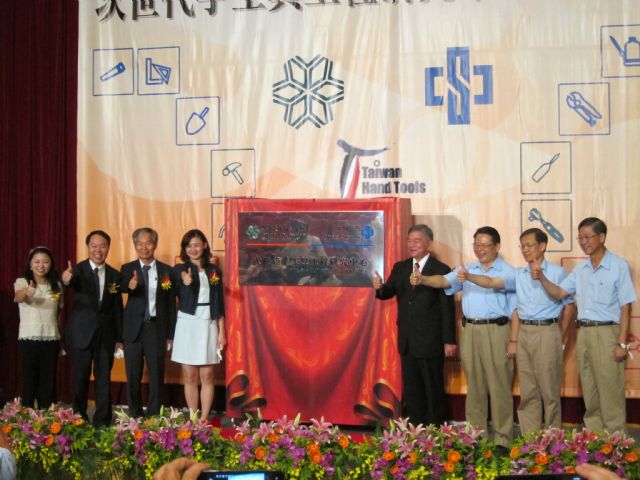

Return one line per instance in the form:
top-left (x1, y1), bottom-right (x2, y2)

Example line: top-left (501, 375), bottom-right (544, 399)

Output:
top-left (413, 262), bottom-right (420, 290)
top-left (142, 265), bottom-right (151, 321)
top-left (94, 267), bottom-right (101, 302)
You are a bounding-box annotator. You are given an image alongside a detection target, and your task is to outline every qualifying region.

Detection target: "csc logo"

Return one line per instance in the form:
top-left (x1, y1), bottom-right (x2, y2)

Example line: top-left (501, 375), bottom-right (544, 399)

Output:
top-left (425, 47), bottom-right (493, 125)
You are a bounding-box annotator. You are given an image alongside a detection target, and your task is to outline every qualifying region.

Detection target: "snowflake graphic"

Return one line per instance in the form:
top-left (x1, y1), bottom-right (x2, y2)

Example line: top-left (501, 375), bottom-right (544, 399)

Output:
top-left (272, 55), bottom-right (345, 129)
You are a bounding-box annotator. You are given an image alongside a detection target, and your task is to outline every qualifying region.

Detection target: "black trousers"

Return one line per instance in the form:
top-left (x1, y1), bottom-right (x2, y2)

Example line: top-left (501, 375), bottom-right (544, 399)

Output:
top-left (71, 334), bottom-right (114, 428)
top-left (400, 352), bottom-right (447, 426)
top-left (124, 321), bottom-right (166, 417)
top-left (19, 339), bottom-right (59, 408)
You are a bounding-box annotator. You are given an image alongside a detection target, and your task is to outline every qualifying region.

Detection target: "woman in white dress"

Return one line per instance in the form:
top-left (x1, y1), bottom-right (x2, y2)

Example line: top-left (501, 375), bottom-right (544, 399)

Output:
top-left (13, 246), bottom-right (63, 408)
top-left (171, 229), bottom-right (226, 420)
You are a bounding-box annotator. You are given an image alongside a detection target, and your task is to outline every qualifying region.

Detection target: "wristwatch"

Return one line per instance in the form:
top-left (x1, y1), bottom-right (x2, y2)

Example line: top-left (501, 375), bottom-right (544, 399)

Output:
top-left (617, 343), bottom-right (630, 350)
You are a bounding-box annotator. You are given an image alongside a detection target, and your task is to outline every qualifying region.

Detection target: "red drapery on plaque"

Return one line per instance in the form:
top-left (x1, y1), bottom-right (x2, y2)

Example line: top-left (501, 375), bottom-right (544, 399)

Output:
top-left (224, 198), bottom-right (412, 425)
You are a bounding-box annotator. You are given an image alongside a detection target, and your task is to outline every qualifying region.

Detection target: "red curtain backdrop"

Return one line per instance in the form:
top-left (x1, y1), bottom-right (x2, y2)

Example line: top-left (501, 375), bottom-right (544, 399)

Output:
top-left (224, 198), bottom-right (412, 425)
top-left (0, 1), bottom-right (78, 402)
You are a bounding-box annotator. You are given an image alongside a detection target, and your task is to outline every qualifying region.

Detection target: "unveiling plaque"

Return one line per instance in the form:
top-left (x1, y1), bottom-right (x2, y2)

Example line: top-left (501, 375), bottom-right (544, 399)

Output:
top-left (239, 211), bottom-right (384, 287)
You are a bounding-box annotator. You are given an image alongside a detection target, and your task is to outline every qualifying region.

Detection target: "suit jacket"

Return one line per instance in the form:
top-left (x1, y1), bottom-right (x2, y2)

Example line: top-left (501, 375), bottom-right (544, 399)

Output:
top-left (120, 259), bottom-right (176, 347)
top-left (65, 259), bottom-right (123, 350)
top-left (171, 261), bottom-right (225, 320)
top-left (376, 256), bottom-right (455, 358)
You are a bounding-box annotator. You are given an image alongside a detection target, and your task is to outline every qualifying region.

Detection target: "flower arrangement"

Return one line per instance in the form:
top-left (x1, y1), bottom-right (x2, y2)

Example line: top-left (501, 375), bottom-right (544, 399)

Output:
top-left (351, 419), bottom-right (500, 480)
top-left (95, 407), bottom-right (230, 479)
top-left (228, 415), bottom-right (360, 479)
top-left (160, 274), bottom-right (172, 290)
top-left (0, 399), bottom-right (97, 480)
top-left (506, 427), bottom-right (640, 478)
top-left (3, 399), bottom-right (640, 480)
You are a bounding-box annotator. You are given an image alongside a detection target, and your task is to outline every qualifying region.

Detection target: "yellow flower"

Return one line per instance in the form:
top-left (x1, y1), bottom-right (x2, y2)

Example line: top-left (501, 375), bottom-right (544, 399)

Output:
top-left (161, 274), bottom-right (172, 291)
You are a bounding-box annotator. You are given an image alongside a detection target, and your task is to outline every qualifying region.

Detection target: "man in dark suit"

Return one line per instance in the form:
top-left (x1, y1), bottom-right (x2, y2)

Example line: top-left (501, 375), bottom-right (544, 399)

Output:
top-left (120, 227), bottom-right (176, 417)
top-left (62, 230), bottom-right (123, 427)
top-left (373, 224), bottom-right (456, 426)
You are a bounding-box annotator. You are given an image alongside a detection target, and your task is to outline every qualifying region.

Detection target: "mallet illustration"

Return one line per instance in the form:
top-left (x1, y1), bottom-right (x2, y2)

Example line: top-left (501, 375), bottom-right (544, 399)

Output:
top-left (222, 161), bottom-right (244, 184)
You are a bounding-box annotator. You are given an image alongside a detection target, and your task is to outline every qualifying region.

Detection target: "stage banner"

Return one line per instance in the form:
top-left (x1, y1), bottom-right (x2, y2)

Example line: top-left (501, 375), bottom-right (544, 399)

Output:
top-left (78, 0), bottom-right (639, 399)
top-left (225, 198), bottom-right (411, 424)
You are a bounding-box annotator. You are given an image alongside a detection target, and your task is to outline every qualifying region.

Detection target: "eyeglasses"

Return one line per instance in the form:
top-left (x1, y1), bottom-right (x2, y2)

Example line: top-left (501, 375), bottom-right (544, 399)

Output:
top-left (519, 243), bottom-right (538, 251)
top-left (576, 234), bottom-right (600, 242)
top-left (472, 243), bottom-right (495, 249)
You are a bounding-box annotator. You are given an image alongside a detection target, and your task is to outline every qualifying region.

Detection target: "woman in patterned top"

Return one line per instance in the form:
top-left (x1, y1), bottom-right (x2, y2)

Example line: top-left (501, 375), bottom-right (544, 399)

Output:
top-left (13, 246), bottom-right (63, 408)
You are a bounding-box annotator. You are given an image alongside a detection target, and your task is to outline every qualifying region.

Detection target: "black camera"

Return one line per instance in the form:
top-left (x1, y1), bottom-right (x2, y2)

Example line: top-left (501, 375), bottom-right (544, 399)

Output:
top-left (497, 475), bottom-right (583, 479)
top-left (198, 471), bottom-right (285, 480)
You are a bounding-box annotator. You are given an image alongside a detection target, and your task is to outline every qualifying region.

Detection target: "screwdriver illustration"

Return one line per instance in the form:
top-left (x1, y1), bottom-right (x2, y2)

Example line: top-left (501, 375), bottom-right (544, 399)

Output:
top-left (531, 153), bottom-right (560, 183)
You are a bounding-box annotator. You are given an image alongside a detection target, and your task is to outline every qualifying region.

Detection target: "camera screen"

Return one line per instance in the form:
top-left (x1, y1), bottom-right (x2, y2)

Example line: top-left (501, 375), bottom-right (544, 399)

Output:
top-left (209, 475), bottom-right (265, 480)
top-left (497, 475), bottom-right (582, 479)
top-left (198, 471), bottom-right (284, 480)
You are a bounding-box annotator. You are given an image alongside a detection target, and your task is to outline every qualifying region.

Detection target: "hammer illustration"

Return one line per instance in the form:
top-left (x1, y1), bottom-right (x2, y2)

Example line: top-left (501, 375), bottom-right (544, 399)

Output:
top-left (222, 162), bottom-right (244, 184)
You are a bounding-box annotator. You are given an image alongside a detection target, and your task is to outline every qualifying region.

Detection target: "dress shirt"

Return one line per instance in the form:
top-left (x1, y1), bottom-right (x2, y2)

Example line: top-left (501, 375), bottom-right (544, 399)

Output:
top-left (139, 259), bottom-right (158, 317)
top-left (89, 260), bottom-right (105, 302)
top-left (560, 250), bottom-right (636, 322)
top-left (508, 259), bottom-right (572, 320)
top-left (0, 447), bottom-right (17, 480)
top-left (444, 257), bottom-right (516, 318)
top-left (197, 271), bottom-right (210, 303)
top-left (414, 254), bottom-right (429, 272)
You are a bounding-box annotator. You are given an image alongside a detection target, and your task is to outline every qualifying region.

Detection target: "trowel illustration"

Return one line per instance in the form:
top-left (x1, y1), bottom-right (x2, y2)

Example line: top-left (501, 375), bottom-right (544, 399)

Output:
top-left (185, 107), bottom-right (210, 135)
top-left (609, 35), bottom-right (640, 67)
